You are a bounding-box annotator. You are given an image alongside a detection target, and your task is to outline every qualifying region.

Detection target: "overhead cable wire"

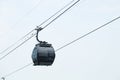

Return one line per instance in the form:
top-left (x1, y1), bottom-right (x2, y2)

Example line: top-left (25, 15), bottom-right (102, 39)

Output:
top-left (2, 16), bottom-right (120, 78)
top-left (0, 0), bottom-right (41, 54)
top-left (0, 0), bottom-right (43, 55)
top-left (55, 16), bottom-right (120, 52)
top-left (0, 29), bottom-right (35, 54)
top-left (4, 63), bottom-right (32, 78)
top-left (0, 0), bottom-right (80, 60)
top-left (0, 0), bottom-right (75, 55)
top-left (42, 0), bottom-right (80, 29)
top-left (37, 0), bottom-right (75, 27)
top-left (0, 34), bottom-right (35, 60)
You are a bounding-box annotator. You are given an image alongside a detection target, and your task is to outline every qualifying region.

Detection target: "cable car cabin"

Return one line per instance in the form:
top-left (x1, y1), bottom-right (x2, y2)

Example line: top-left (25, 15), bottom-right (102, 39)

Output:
top-left (32, 41), bottom-right (55, 66)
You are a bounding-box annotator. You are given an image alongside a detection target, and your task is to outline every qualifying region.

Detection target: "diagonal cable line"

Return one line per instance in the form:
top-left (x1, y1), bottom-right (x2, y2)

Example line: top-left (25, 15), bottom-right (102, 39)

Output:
top-left (0, 29), bottom-right (35, 54)
top-left (0, 0), bottom-right (80, 60)
top-left (0, 33), bottom-right (36, 60)
top-left (0, 0), bottom-right (43, 55)
top-left (38, 0), bottom-right (75, 27)
top-left (0, 0), bottom-right (75, 55)
top-left (2, 16), bottom-right (120, 78)
top-left (42, 0), bottom-right (80, 29)
top-left (4, 63), bottom-right (33, 78)
top-left (55, 16), bottom-right (120, 52)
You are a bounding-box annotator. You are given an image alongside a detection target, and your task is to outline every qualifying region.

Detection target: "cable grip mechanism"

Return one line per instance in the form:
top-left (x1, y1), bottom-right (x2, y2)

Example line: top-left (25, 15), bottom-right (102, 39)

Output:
top-left (35, 26), bottom-right (43, 43)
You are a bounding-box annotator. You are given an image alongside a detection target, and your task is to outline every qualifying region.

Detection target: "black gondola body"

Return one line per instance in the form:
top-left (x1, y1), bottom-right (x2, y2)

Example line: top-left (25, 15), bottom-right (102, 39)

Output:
top-left (32, 41), bottom-right (55, 66)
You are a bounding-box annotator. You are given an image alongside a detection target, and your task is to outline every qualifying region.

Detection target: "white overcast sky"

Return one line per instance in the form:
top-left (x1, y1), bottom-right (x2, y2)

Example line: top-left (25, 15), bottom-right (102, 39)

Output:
top-left (0, 0), bottom-right (120, 80)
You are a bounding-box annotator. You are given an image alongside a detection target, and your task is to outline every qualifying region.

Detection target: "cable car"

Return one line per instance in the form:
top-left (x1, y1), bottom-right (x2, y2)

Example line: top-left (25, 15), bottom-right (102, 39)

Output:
top-left (32, 27), bottom-right (55, 66)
